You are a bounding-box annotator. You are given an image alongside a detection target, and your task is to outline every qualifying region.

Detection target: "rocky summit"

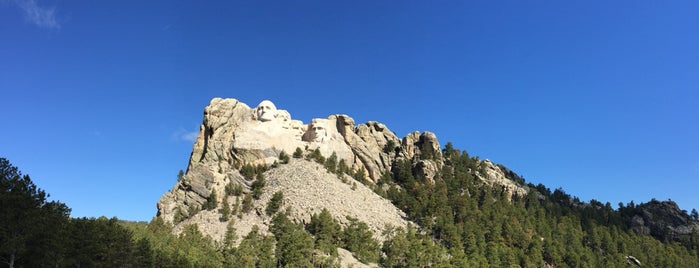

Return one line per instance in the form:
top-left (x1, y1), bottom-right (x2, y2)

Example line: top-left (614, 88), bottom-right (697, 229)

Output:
top-left (156, 98), bottom-right (529, 242)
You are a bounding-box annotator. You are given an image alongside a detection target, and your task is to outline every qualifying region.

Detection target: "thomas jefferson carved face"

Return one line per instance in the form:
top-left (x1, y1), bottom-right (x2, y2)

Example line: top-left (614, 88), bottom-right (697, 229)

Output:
top-left (308, 119), bottom-right (328, 142)
top-left (256, 100), bottom-right (277, 121)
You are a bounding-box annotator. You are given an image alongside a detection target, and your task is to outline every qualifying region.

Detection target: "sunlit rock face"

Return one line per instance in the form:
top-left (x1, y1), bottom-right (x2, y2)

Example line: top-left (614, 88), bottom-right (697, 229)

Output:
top-left (156, 97), bottom-right (529, 241)
top-left (157, 98), bottom-right (401, 225)
top-left (254, 100), bottom-right (277, 122)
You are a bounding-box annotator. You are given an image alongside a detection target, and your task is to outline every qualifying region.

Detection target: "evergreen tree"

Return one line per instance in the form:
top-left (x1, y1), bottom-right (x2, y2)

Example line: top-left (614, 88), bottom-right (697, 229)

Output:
top-left (325, 152), bottom-right (338, 173)
top-left (204, 190), bottom-right (218, 210)
top-left (241, 193), bottom-right (254, 213)
top-left (251, 173), bottom-right (266, 199)
top-left (265, 191), bottom-right (284, 216)
top-left (0, 158), bottom-right (71, 268)
top-left (337, 159), bottom-right (350, 175)
top-left (343, 216), bottom-right (380, 263)
top-left (222, 219), bottom-right (238, 251)
top-left (271, 212), bottom-right (314, 267)
top-left (232, 225), bottom-right (276, 268)
top-left (177, 169), bottom-right (185, 181)
top-left (219, 197), bottom-right (231, 221)
top-left (308, 208), bottom-right (343, 255)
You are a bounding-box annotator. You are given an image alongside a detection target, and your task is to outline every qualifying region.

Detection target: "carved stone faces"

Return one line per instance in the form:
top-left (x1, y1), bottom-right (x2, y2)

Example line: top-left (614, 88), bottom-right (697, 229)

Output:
top-left (256, 100), bottom-right (277, 121)
top-left (307, 119), bottom-right (329, 142)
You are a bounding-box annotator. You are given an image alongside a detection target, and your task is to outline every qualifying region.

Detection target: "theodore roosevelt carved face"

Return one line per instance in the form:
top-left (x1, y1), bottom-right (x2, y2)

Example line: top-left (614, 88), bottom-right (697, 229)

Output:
top-left (256, 100), bottom-right (277, 121)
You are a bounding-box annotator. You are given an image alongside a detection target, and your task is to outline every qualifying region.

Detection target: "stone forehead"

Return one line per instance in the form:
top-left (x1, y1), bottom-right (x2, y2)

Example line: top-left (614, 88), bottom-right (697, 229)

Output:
top-left (310, 118), bottom-right (329, 124)
top-left (257, 100), bottom-right (276, 109)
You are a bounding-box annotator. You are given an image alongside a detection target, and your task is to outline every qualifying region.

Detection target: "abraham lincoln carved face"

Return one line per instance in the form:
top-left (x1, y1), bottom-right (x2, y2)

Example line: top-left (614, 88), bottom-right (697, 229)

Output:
top-left (307, 119), bottom-right (328, 142)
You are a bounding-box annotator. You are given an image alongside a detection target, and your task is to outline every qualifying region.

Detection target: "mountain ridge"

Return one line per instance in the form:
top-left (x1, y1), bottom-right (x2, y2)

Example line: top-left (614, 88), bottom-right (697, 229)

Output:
top-left (153, 97), bottom-right (699, 267)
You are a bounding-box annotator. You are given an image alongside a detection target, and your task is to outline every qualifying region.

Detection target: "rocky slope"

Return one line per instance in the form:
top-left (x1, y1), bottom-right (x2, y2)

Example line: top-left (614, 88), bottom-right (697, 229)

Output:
top-left (156, 98), bottom-right (529, 241)
top-left (172, 158), bottom-right (409, 242)
top-left (630, 200), bottom-right (699, 240)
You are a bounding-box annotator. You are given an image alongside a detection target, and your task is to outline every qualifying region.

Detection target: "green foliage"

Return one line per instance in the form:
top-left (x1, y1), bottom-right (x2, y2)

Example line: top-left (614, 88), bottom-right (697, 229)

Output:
top-left (419, 140), bottom-right (436, 160)
top-left (442, 141), bottom-right (457, 159)
top-left (251, 173), bottom-right (266, 199)
top-left (219, 197), bottom-right (231, 221)
top-left (230, 225), bottom-right (276, 267)
top-left (382, 226), bottom-right (450, 267)
top-left (241, 193), bottom-right (254, 213)
top-left (222, 219), bottom-right (237, 250)
top-left (337, 159), bottom-right (350, 175)
top-left (271, 212), bottom-right (315, 267)
top-left (177, 169), bottom-right (185, 181)
top-left (65, 217), bottom-right (135, 268)
top-left (352, 167), bottom-right (367, 183)
top-left (225, 181), bottom-right (243, 196)
top-left (325, 152), bottom-right (338, 173)
top-left (307, 148), bottom-right (325, 164)
top-left (343, 216), bottom-right (381, 263)
top-left (173, 206), bottom-right (187, 224)
top-left (0, 158), bottom-right (71, 268)
top-left (381, 143), bottom-right (699, 267)
top-left (293, 147), bottom-right (304, 158)
top-left (175, 224), bottom-right (224, 267)
top-left (5, 138), bottom-right (699, 268)
top-left (308, 208), bottom-right (343, 255)
top-left (265, 191), bottom-right (284, 216)
top-left (279, 150), bottom-right (290, 164)
top-left (187, 202), bottom-right (200, 217)
top-left (383, 139), bottom-right (397, 154)
top-left (239, 163), bottom-right (268, 180)
top-left (203, 190), bottom-right (218, 210)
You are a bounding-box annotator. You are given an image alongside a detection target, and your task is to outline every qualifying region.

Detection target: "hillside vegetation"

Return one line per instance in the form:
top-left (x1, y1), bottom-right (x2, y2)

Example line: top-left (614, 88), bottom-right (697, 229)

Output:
top-left (2, 146), bottom-right (698, 267)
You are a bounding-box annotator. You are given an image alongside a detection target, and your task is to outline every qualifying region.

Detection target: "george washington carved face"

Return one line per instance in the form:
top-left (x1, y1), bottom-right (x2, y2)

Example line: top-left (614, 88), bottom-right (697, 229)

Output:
top-left (256, 100), bottom-right (277, 121)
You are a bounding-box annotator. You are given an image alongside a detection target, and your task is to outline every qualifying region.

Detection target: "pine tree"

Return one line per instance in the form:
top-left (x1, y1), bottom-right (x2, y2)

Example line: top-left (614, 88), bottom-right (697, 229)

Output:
top-left (219, 197), bottom-right (231, 221)
top-left (308, 208), bottom-right (342, 255)
top-left (251, 173), bottom-right (265, 199)
top-left (222, 219), bottom-right (237, 251)
top-left (0, 158), bottom-right (70, 268)
top-left (271, 213), bottom-right (314, 267)
top-left (324, 152), bottom-right (338, 173)
top-left (343, 216), bottom-right (380, 263)
top-left (265, 191), bottom-right (283, 216)
top-left (204, 190), bottom-right (218, 210)
top-left (241, 193), bottom-right (253, 213)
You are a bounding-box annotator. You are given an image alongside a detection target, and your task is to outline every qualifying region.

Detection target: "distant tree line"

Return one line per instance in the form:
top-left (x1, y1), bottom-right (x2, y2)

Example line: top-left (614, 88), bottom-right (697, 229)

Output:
top-left (3, 140), bottom-right (699, 268)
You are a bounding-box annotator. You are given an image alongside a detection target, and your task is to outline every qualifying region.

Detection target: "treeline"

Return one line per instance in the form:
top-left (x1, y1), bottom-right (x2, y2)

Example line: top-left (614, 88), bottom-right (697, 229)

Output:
top-left (0, 157), bottom-right (440, 267)
top-left (378, 142), bottom-right (699, 267)
top-left (4, 136), bottom-right (699, 268)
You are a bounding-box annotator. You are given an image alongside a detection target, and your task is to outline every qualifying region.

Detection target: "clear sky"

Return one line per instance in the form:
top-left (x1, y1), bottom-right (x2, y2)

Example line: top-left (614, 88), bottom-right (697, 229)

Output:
top-left (2, 1), bottom-right (697, 221)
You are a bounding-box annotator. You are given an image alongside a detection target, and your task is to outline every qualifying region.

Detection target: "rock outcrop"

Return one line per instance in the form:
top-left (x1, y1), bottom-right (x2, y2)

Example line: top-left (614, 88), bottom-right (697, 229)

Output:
top-left (157, 98), bottom-right (529, 242)
top-left (630, 200), bottom-right (699, 240)
top-left (477, 160), bottom-right (529, 199)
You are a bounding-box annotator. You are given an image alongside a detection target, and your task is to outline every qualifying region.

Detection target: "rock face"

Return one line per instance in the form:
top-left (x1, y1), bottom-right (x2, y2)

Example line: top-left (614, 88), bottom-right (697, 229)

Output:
top-left (477, 160), bottom-right (529, 199)
top-left (630, 200), bottom-right (699, 240)
top-left (157, 98), bottom-right (528, 241)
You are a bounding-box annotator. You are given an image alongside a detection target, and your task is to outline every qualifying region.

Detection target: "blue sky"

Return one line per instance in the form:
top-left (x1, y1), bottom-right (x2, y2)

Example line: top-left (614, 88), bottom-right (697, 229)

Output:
top-left (2, 1), bottom-right (697, 221)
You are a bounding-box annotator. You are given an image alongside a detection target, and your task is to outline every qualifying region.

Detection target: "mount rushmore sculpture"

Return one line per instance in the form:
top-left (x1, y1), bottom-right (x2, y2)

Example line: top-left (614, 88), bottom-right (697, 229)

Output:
top-left (156, 98), bottom-right (528, 241)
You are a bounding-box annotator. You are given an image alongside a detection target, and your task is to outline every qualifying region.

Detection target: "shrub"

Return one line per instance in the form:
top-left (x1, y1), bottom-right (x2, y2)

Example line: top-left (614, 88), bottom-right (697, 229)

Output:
top-left (279, 150), bottom-right (290, 164)
top-left (251, 173), bottom-right (266, 200)
top-left (293, 147), bottom-right (303, 158)
top-left (266, 191), bottom-right (284, 216)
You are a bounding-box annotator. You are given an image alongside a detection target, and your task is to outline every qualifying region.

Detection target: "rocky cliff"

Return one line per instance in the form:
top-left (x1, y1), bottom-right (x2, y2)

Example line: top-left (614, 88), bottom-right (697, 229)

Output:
top-left (156, 98), bottom-right (529, 241)
top-left (630, 200), bottom-right (699, 241)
